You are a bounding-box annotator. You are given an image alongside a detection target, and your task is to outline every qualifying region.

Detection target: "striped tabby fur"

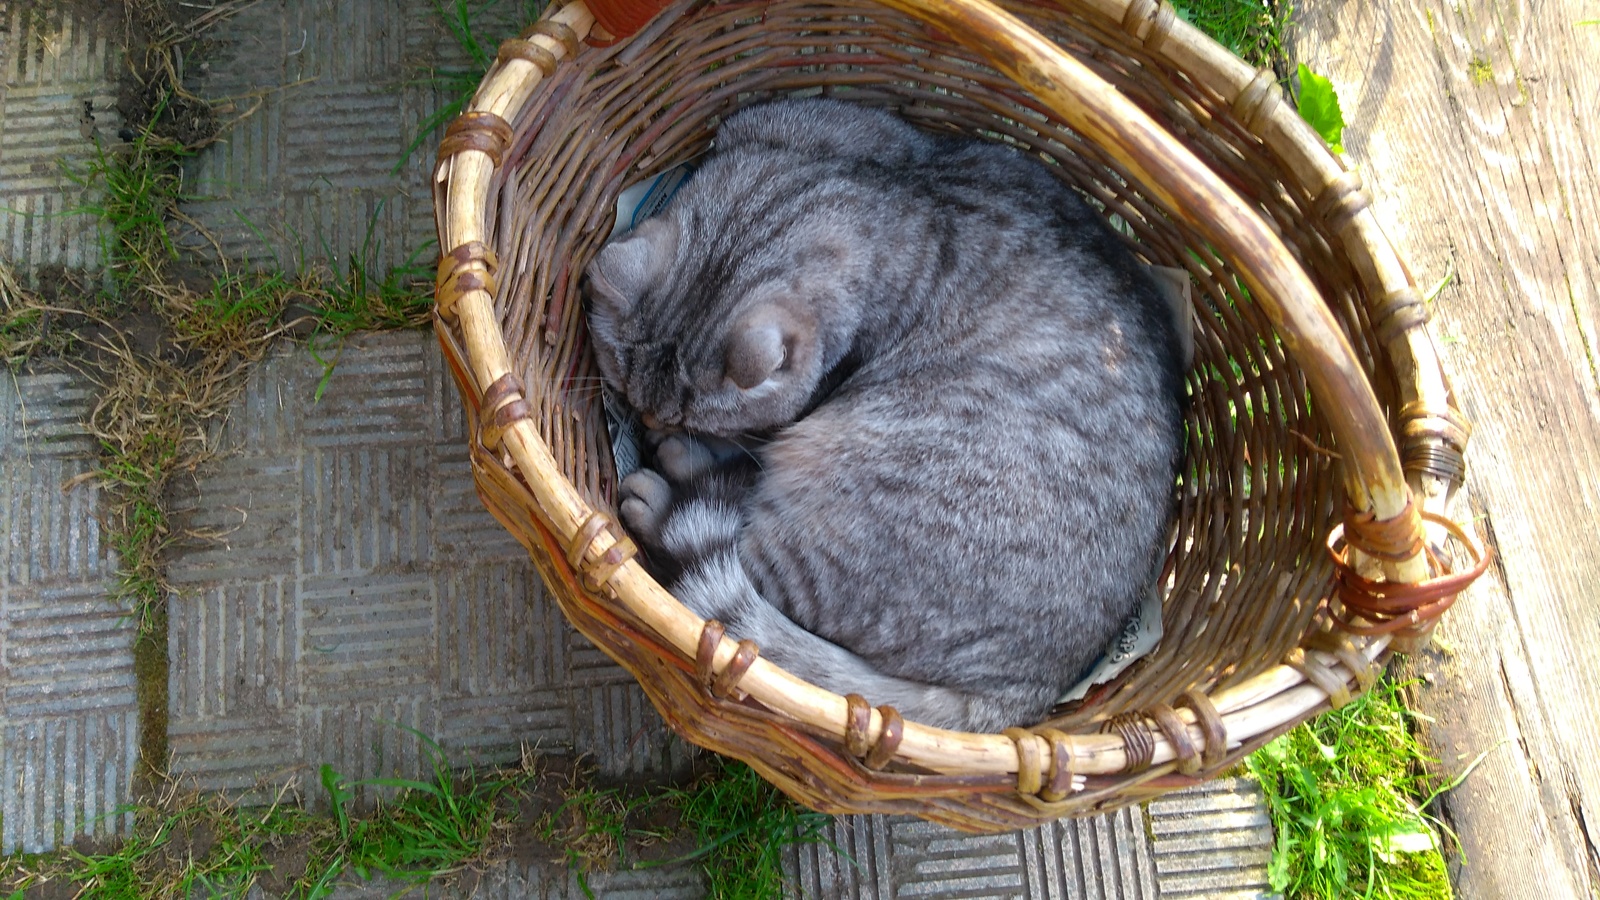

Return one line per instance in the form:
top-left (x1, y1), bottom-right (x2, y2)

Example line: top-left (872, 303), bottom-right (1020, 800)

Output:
top-left (584, 98), bottom-right (1186, 732)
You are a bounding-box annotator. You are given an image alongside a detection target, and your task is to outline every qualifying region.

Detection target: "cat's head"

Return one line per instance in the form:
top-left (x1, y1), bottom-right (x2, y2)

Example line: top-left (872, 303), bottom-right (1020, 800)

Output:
top-left (583, 213), bottom-right (850, 437)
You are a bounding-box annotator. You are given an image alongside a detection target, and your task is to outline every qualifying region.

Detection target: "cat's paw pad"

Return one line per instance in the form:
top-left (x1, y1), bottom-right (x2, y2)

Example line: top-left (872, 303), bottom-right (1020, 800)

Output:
top-left (656, 433), bottom-right (718, 482)
top-left (619, 468), bottom-right (673, 542)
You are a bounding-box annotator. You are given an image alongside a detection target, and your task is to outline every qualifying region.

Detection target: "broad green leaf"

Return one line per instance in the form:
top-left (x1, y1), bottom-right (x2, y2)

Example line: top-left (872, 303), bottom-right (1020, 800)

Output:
top-left (1296, 63), bottom-right (1347, 154)
top-left (321, 763), bottom-right (354, 840)
top-left (1268, 830), bottom-right (1293, 890)
top-left (350, 775), bottom-right (444, 798)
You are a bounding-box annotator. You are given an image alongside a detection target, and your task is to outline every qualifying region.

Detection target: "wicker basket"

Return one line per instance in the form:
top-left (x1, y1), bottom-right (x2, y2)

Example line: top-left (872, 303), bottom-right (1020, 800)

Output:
top-left (430, 0), bottom-right (1490, 831)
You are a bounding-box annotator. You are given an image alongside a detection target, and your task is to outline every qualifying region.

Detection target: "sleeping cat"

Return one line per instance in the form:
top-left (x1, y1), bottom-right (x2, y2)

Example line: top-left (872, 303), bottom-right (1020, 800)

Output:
top-left (583, 98), bottom-right (1187, 733)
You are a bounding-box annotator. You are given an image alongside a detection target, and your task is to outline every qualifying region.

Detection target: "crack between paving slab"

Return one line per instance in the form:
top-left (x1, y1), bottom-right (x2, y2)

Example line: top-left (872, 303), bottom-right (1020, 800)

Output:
top-left (134, 604), bottom-right (171, 796)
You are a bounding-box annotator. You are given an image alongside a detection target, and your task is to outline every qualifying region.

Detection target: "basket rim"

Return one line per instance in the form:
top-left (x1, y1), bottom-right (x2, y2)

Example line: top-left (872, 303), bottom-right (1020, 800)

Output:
top-left (430, 0), bottom-right (1474, 795)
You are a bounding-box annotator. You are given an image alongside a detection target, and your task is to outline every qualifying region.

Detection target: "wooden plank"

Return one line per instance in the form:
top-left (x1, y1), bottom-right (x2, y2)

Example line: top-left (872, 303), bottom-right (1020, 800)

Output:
top-left (1294, 0), bottom-right (1600, 896)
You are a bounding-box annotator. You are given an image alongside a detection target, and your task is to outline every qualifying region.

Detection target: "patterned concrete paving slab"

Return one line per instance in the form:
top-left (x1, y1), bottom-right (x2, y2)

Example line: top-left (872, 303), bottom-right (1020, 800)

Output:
top-left (0, 370), bottom-right (135, 855)
top-left (176, 0), bottom-right (524, 275)
top-left (1148, 778), bottom-right (1276, 899)
top-left (164, 331), bottom-right (691, 806)
top-left (0, 1), bottom-right (124, 273)
top-left (786, 808), bottom-right (1160, 899)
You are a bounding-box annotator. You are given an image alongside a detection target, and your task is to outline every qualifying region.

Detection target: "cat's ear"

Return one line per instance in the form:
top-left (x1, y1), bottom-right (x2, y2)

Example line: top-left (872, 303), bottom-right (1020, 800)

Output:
top-left (586, 217), bottom-right (679, 317)
top-left (726, 307), bottom-right (809, 390)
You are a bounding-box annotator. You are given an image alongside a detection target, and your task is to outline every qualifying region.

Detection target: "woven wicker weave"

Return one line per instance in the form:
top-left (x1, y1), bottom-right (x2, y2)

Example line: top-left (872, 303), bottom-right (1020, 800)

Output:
top-left (430, 0), bottom-right (1489, 830)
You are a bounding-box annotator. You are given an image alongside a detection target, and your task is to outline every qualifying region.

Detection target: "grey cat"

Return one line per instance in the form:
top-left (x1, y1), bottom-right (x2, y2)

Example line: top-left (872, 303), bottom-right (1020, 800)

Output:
top-left (583, 98), bottom-right (1187, 733)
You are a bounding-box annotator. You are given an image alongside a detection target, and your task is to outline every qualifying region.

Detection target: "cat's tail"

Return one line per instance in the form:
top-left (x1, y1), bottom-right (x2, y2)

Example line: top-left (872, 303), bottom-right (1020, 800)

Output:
top-left (673, 552), bottom-right (1020, 733)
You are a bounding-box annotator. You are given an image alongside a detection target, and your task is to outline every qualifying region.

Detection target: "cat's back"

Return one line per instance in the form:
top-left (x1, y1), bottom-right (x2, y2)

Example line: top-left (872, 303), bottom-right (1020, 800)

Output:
top-left (585, 100), bottom-right (1191, 727)
top-left (737, 162), bottom-right (1183, 693)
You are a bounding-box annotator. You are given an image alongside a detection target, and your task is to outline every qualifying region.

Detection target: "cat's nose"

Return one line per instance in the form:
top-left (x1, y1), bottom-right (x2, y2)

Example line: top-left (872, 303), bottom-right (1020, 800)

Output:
top-left (641, 412), bottom-right (663, 430)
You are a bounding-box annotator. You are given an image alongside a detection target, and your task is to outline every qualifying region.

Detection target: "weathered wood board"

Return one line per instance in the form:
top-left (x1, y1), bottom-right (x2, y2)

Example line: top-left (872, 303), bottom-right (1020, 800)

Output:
top-left (1295, 0), bottom-right (1600, 896)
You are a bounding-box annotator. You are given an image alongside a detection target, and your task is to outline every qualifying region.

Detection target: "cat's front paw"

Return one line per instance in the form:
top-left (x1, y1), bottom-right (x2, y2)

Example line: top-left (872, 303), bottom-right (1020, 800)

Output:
top-left (619, 468), bottom-right (673, 545)
top-left (659, 431), bottom-right (744, 484)
top-left (653, 431), bottom-right (753, 483)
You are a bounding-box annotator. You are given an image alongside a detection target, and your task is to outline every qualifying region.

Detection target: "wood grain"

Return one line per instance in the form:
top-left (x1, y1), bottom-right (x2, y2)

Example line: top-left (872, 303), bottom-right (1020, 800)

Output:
top-left (1295, 0), bottom-right (1600, 895)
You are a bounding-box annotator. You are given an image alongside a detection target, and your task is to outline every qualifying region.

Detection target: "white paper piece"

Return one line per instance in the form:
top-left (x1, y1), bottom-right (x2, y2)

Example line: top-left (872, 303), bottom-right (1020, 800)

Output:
top-left (1147, 264), bottom-right (1195, 371)
top-left (609, 161), bottom-right (700, 238)
top-left (1056, 579), bottom-right (1165, 704)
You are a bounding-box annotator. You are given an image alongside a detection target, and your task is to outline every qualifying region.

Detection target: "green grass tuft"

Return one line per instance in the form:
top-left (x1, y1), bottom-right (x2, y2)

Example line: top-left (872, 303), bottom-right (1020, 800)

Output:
top-left (1171, 0), bottom-right (1293, 70)
top-left (170, 271), bottom-right (296, 347)
top-left (2, 795), bottom-right (325, 899)
top-left (529, 756), bottom-right (838, 898)
top-left (666, 758), bottom-right (835, 900)
top-left (538, 783), bottom-right (645, 873)
top-left (63, 94), bottom-right (193, 306)
top-left (309, 729), bottom-right (534, 891)
top-left (96, 432), bottom-right (180, 626)
top-left (310, 239), bottom-right (435, 340)
top-left (1, 733), bottom-right (535, 897)
top-left (0, 740), bottom-right (847, 899)
top-left (1247, 676), bottom-right (1456, 899)
top-left (397, 0), bottom-right (547, 173)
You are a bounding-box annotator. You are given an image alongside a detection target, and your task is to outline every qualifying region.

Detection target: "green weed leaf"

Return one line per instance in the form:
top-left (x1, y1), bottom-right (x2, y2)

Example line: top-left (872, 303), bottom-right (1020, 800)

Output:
top-left (1169, 0), bottom-right (1292, 70)
top-left (1296, 63), bottom-right (1347, 154)
top-left (1268, 829), bottom-right (1293, 890)
top-left (350, 776), bottom-right (446, 798)
top-left (321, 764), bottom-right (354, 840)
top-left (1246, 677), bottom-right (1455, 899)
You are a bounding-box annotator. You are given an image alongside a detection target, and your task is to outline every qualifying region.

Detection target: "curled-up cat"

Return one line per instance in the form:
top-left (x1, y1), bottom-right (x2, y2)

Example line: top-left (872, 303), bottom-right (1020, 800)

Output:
top-left (583, 98), bottom-right (1188, 733)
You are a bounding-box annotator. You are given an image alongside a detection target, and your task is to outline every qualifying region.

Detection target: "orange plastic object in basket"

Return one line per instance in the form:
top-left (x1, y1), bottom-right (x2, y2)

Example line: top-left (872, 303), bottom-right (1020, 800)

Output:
top-left (583, 0), bottom-right (671, 40)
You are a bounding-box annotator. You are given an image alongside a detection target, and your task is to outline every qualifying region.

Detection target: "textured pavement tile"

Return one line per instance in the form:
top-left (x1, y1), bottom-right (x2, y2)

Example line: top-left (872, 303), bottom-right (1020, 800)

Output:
top-left (1148, 777), bottom-right (1278, 899)
top-left (164, 332), bottom-right (687, 809)
top-left (0, 372), bottom-right (133, 854)
top-left (1022, 810), bottom-right (1162, 899)
top-left (785, 808), bottom-right (1160, 899)
top-left (0, 2), bottom-right (123, 273)
top-left (177, 0), bottom-right (506, 274)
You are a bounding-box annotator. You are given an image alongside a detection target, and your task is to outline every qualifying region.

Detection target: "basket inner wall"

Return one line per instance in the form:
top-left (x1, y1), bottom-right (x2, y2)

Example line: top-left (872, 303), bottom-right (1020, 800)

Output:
top-left (484, 0), bottom-right (1399, 730)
